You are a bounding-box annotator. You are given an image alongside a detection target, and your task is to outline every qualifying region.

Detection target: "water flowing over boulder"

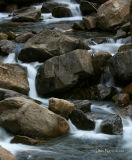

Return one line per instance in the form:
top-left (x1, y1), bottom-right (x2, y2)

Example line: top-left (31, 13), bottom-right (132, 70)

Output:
top-left (12, 7), bottom-right (41, 22)
top-left (109, 50), bottom-right (132, 85)
top-left (49, 98), bottom-right (75, 119)
top-left (0, 63), bottom-right (29, 95)
top-left (0, 146), bottom-right (16, 160)
top-left (0, 97), bottom-right (69, 138)
top-left (19, 30), bottom-right (89, 62)
top-left (69, 109), bottom-right (95, 130)
top-left (52, 7), bottom-right (72, 18)
top-left (100, 114), bottom-right (123, 135)
top-left (36, 49), bottom-right (94, 97)
top-left (97, 0), bottom-right (131, 30)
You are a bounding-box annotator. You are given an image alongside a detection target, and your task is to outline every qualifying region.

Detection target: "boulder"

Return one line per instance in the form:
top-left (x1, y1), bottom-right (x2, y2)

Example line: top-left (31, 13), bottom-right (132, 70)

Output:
top-left (19, 29), bottom-right (90, 62)
top-left (69, 109), bottom-right (95, 130)
top-left (83, 15), bottom-right (97, 30)
top-left (109, 50), bottom-right (132, 85)
top-left (41, 2), bottom-right (68, 13)
top-left (0, 97), bottom-right (69, 138)
top-left (119, 104), bottom-right (132, 119)
top-left (7, 31), bottom-right (16, 40)
top-left (0, 40), bottom-right (16, 56)
top-left (114, 29), bottom-right (127, 39)
top-left (100, 114), bottom-right (123, 135)
top-left (52, 7), bottom-right (72, 18)
top-left (16, 32), bottom-right (34, 43)
top-left (36, 49), bottom-right (94, 97)
top-left (0, 33), bottom-right (8, 40)
top-left (11, 135), bottom-right (46, 145)
top-left (118, 43), bottom-right (132, 52)
top-left (49, 98), bottom-right (75, 119)
top-left (0, 146), bottom-right (16, 160)
top-left (80, 1), bottom-right (98, 16)
top-left (72, 21), bottom-right (85, 30)
top-left (112, 93), bottom-right (130, 105)
top-left (97, 0), bottom-right (131, 30)
top-left (72, 100), bottom-right (91, 113)
top-left (12, 7), bottom-right (41, 22)
top-left (0, 63), bottom-right (29, 94)
top-left (122, 83), bottom-right (132, 95)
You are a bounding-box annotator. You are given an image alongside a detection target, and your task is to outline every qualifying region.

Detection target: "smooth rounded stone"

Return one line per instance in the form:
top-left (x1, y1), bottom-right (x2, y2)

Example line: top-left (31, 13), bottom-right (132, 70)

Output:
top-left (118, 43), bottom-right (132, 52)
top-left (72, 21), bottom-right (85, 30)
top-left (112, 93), bottom-right (130, 105)
top-left (97, 0), bottom-right (131, 30)
top-left (0, 63), bottom-right (29, 95)
top-left (69, 109), bottom-right (95, 130)
top-left (100, 114), bottom-right (123, 135)
top-left (41, 2), bottom-right (68, 13)
top-left (36, 49), bottom-right (94, 97)
top-left (109, 50), bottom-right (132, 85)
top-left (83, 15), bottom-right (97, 30)
top-left (49, 98), bottom-right (75, 119)
top-left (12, 7), bottom-right (41, 22)
top-left (15, 32), bottom-right (34, 43)
top-left (11, 135), bottom-right (46, 145)
top-left (0, 33), bottom-right (8, 40)
top-left (7, 31), bottom-right (16, 40)
top-left (119, 104), bottom-right (132, 119)
top-left (18, 30), bottom-right (89, 62)
top-left (0, 146), bottom-right (16, 160)
top-left (80, 1), bottom-right (98, 16)
top-left (71, 100), bottom-right (91, 113)
top-left (0, 40), bottom-right (16, 56)
top-left (0, 97), bottom-right (69, 138)
top-left (52, 7), bottom-right (72, 18)
top-left (122, 83), bottom-right (132, 95)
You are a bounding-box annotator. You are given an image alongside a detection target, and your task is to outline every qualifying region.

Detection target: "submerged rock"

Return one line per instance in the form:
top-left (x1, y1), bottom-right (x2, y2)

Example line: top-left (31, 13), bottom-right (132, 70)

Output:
top-left (69, 109), bottom-right (95, 130)
top-left (0, 146), bottom-right (16, 160)
top-left (36, 49), bottom-right (94, 97)
top-left (0, 63), bottom-right (29, 95)
top-left (49, 98), bottom-right (75, 119)
top-left (19, 30), bottom-right (89, 62)
top-left (12, 7), bottom-right (41, 22)
top-left (0, 97), bottom-right (69, 138)
top-left (100, 114), bottom-right (123, 135)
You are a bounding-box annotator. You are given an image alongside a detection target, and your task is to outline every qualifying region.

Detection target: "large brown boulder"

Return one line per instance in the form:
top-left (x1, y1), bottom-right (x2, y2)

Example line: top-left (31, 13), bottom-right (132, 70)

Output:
top-left (97, 0), bottom-right (131, 30)
top-left (109, 50), bottom-right (132, 85)
top-left (19, 30), bottom-right (89, 62)
top-left (0, 97), bottom-right (69, 138)
top-left (52, 7), bottom-right (72, 18)
top-left (36, 49), bottom-right (94, 97)
top-left (0, 146), bottom-right (16, 160)
top-left (0, 63), bottom-right (29, 95)
top-left (49, 98), bottom-right (75, 119)
top-left (12, 7), bottom-right (41, 22)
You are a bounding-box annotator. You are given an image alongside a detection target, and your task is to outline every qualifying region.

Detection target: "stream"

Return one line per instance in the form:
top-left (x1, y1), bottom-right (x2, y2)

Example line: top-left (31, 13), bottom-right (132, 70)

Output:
top-left (0, 0), bottom-right (132, 160)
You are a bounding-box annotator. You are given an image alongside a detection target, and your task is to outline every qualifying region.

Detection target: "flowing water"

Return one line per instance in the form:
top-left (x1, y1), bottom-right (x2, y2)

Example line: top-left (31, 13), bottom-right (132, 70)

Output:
top-left (0, 1), bottom-right (132, 160)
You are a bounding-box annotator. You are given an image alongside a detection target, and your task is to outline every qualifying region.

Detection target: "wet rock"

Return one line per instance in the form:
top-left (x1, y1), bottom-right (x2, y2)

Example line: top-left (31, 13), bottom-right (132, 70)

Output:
top-left (0, 63), bottom-right (29, 94)
top-left (0, 97), bottom-right (69, 138)
top-left (109, 50), bottom-right (132, 85)
top-left (49, 98), bottom-right (75, 119)
top-left (83, 15), bottom-right (97, 30)
top-left (118, 43), bottom-right (132, 52)
top-left (114, 29), bottom-right (127, 39)
top-left (0, 33), bottom-right (8, 40)
top-left (97, 0), bottom-right (131, 30)
top-left (36, 49), bottom-right (94, 97)
top-left (100, 114), bottom-right (123, 135)
top-left (120, 104), bottom-right (132, 118)
top-left (19, 30), bottom-right (89, 62)
top-left (72, 100), bottom-right (91, 113)
top-left (7, 31), bottom-right (16, 40)
top-left (16, 32), bottom-right (34, 43)
top-left (122, 83), bottom-right (132, 95)
top-left (69, 109), bottom-right (95, 130)
top-left (41, 2), bottom-right (68, 13)
top-left (0, 40), bottom-right (16, 56)
top-left (72, 21), bottom-right (85, 30)
top-left (52, 7), bottom-right (72, 18)
top-left (0, 146), bottom-right (16, 160)
top-left (11, 135), bottom-right (46, 145)
top-left (112, 93), bottom-right (130, 105)
top-left (80, 1), bottom-right (98, 16)
top-left (12, 7), bottom-right (41, 22)
top-left (121, 22), bottom-right (130, 32)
